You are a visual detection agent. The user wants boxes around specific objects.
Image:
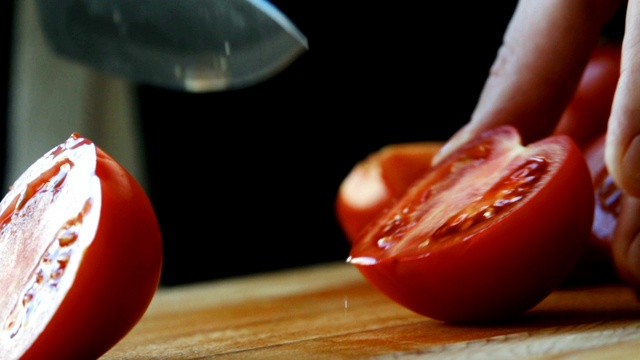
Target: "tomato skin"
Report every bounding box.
[555,42,620,254]
[552,42,621,285]
[335,142,442,243]
[554,42,620,147]
[349,126,594,323]
[565,133,621,285]
[0,135,162,359]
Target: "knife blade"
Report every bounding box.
[35,0,309,92]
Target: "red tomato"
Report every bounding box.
[0,133,163,359]
[348,126,594,323]
[335,142,442,243]
[565,133,622,285]
[552,41,621,285]
[554,42,620,147]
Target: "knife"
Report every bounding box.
[35,0,309,92]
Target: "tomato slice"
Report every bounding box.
[348,126,594,323]
[335,142,442,243]
[0,133,163,359]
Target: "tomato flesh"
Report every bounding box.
[335,142,441,243]
[0,134,162,359]
[348,126,594,323]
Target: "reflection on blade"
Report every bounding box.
[35,0,309,92]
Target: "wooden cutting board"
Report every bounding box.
[101,262,640,359]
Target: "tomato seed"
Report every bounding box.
[429,156,548,245]
[35,269,44,285]
[50,267,65,281]
[22,292,33,306]
[4,304,23,339]
[56,224,79,247]
[378,206,419,249]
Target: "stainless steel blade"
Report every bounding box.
[35,0,309,92]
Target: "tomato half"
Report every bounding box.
[0,133,163,359]
[348,126,594,323]
[335,142,442,243]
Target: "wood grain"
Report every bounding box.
[101,262,640,359]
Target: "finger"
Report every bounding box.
[612,194,640,288]
[606,0,640,198]
[434,0,622,164]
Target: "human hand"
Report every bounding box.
[433,1,640,288]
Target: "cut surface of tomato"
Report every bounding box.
[0,133,162,359]
[335,142,442,243]
[348,126,594,323]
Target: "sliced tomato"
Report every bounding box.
[348,126,594,323]
[335,142,442,243]
[0,133,163,359]
[565,133,622,285]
